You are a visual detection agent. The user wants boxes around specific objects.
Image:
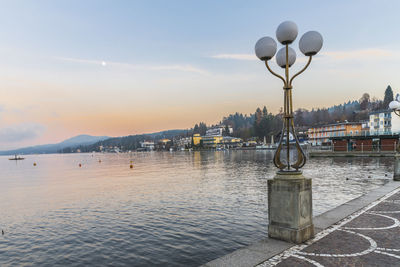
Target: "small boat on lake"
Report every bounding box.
[9,155,25,160]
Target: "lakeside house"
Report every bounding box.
[140,141,155,151]
[308,109,400,151]
[369,109,400,135]
[307,122,362,146]
[193,134,202,146]
[174,137,192,150]
[330,110,400,152]
[190,125,242,149]
[331,134,398,152]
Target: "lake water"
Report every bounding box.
[0,151,393,266]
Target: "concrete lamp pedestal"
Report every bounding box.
[394,154,400,181]
[268,171,314,244]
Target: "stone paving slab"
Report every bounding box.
[259,186,400,267]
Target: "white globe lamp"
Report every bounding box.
[299,31,323,56]
[255,37,277,61]
[276,47,296,68]
[276,21,298,45]
[389,101,400,110]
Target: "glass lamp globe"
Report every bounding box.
[276,21,298,45]
[276,47,296,68]
[389,101,400,110]
[299,31,323,56]
[255,37,277,61]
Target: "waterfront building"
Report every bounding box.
[331,135,398,152]
[156,139,172,150]
[140,141,155,151]
[369,110,400,135]
[192,134,202,146]
[307,122,362,146]
[200,135,242,149]
[174,137,192,149]
[205,125,233,136]
[221,136,242,148]
[158,139,171,144]
[202,135,223,148]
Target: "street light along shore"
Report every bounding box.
[255,21,323,243]
[255,21,323,173]
[388,95,400,181]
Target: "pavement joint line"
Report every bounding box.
[342,213,400,230]
[291,255,324,267]
[373,250,400,259]
[257,185,400,267]
[376,247,400,252]
[297,229,377,258]
[369,210,400,213]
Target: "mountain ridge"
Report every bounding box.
[0,134,109,155]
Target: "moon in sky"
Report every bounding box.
[101,61,107,66]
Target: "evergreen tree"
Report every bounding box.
[383,85,394,109]
[359,93,370,110]
[294,109,304,126]
[253,108,263,139]
[193,124,199,134]
[222,124,230,136]
[198,122,207,136]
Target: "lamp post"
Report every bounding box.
[255,21,323,243]
[388,97,400,181]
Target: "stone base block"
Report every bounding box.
[268,171,314,244]
[268,223,314,244]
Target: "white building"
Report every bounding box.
[205,125,233,136]
[140,141,155,150]
[174,137,192,149]
[369,110,400,135]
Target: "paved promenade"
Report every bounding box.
[259,186,400,267]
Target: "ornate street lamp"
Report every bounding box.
[255,21,323,173]
[388,96,400,181]
[254,21,323,244]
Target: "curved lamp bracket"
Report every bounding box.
[265,60,286,86]
[289,56,312,87]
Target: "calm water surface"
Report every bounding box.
[0,151,393,266]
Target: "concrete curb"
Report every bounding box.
[201,180,400,267]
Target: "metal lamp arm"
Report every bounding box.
[265,60,286,86]
[289,56,312,87]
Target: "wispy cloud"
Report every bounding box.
[0,123,45,142]
[210,54,256,60]
[55,57,208,75]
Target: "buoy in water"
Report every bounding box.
[79,163,82,167]
[130,164,133,169]
[33,162,37,166]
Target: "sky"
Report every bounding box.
[1,0,400,149]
